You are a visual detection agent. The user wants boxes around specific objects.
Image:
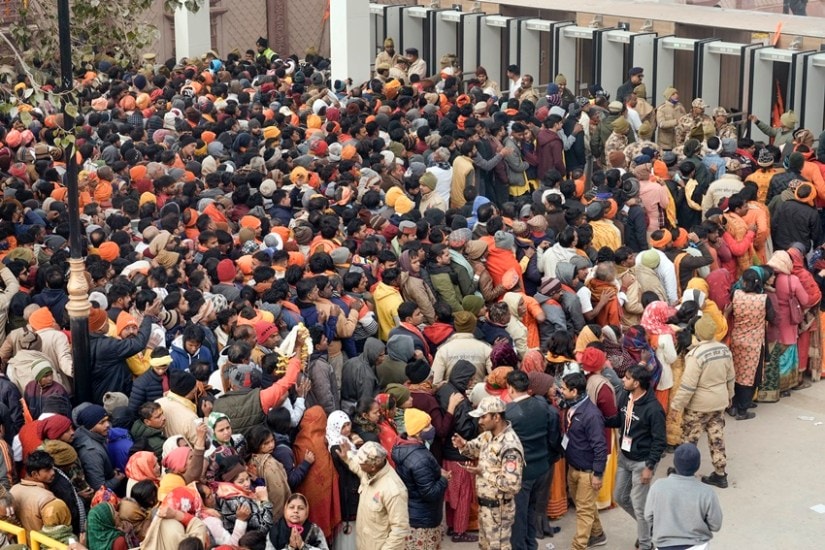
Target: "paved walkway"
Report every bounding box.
[443,379,825,550]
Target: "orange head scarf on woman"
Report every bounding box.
[788,247,822,308]
[126,451,160,484]
[293,406,341,539]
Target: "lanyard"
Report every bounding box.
[624,392,645,437]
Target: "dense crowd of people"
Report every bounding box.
[0,32,822,550]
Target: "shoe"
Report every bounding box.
[793,381,812,391]
[635,540,640,549]
[666,466,676,476]
[736,411,756,421]
[544,525,560,537]
[450,532,478,543]
[701,472,728,488]
[664,444,678,454]
[746,402,758,409]
[781,390,791,397]
[725,406,738,417]
[587,532,607,547]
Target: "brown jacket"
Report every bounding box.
[10,479,57,532]
[399,273,437,324]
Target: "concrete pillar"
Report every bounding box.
[330,0,371,86]
[174,1,212,60]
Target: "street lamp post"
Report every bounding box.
[57,0,93,405]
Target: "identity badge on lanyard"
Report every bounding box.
[622,396,635,452]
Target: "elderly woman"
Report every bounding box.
[764,251,810,399]
[640,301,678,412]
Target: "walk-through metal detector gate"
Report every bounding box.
[399,6,433,68]
[653,36,698,108]
[432,10,484,80]
[748,47,815,142]
[369,4,404,58]
[597,30,657,99]
[694,40,762,116]
[554,24,620,97]
[477,15,513,88]
[801,53,825,136]
[511,19,570,88]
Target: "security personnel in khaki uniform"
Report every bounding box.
[604,117,631,165]
[675,98,714,147]
[713,107,739,141]
[452,396,524,550]
[375,38,399,77]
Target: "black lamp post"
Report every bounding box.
[57,0,92,406]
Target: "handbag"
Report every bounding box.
[786,276,804,325]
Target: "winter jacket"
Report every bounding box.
[607,389,667,469]
[428,266,464,312]
[343,459,410,550]
[436,360,479,462]
[431,333,492,385]
[215,482,274,533]
[507,396,561,480]
[340,339,383,408]
[89,316,152,403]
[73,427,118,491]
[766,169,803,203]
[374,282,403,342]
[305,352,340,415]
[0,266,19,344]
[537,128,565,179]
[130,419,165,460]
[392,439,448,528]
[0,376,23,444]
[398,273,436,324]
[533,292,567,354]
[771,199,823,252]
[671,341,735,413]
[127,368,168,413]
[170,332,216,372]
[273,434,312,491]
[656,101,686,150]
[107,427,133,472]
[563,397,607,476]
[32,288,68,325]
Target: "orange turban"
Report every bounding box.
[98,242,120,262]
[29,308,56,331]
[88,308,108,333]
[240,215,261,230]
[650,230,673,249]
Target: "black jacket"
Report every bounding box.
[436,360,478,462]
[622,204,649,253]
[73,427,118,491]
[89,317,152,403]
[771,199,823,252]
[392,439,448,528]
[563,397,607,476]
[607,389,667,468]
[507,396,562,480]
[128,368,168,413]
[0,376,23,445]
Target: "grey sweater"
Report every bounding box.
[644,474,723,548]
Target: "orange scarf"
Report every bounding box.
[586,278,621,326]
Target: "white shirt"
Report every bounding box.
[427,165,454,206]
[509,77,523,97]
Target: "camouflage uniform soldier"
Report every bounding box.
[675,98,714,147]
[452,396,524,550]
[624,121,662,166]
[669,315,736,489]
[713,107,739,141]
[604,117,631,164]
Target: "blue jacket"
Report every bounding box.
[107,427,133,471]
[563,397,607,476]
[392,439,448,528]
[170,334,215,372]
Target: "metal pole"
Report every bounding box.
[58,0,92,406]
